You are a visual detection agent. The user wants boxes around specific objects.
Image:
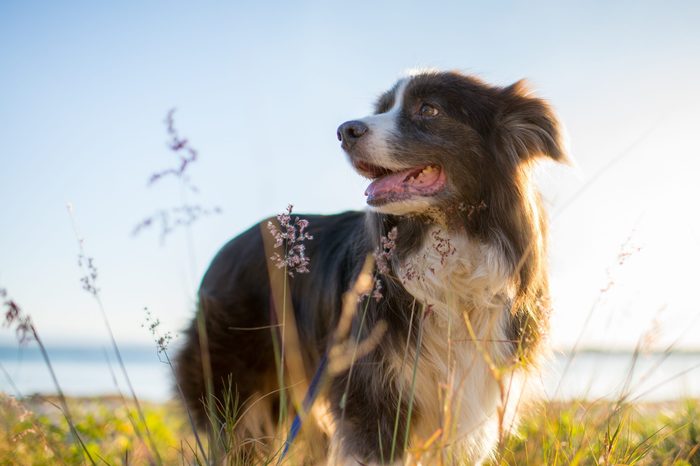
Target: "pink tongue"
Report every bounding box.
[365,166,440,198]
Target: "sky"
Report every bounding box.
[1,0,699,351]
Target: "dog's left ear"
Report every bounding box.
[497,80,569,163]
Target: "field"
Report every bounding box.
[2,71,698,466]
[1,394,698,465]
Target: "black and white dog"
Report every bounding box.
[175,70,566,464]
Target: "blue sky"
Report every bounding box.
[1,0,699,350]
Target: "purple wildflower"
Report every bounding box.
[431,229,456,266]
[399,228,455,285]
[359,226,399,302]
[267,204,314,276]
[132,204,222,243]
[142,308,173,355]
[134,110,222,243]
[374,226,398,275]
[1,289,35,345]
[400,262,419,284]
[148,108,198,186]
[458,200,487,219]
[371,279,384,302]
[78,254,99,296]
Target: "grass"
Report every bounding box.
[493,399,700,466]
[0,394,697,465]
[0,395,189,465]
[4,219,697,464]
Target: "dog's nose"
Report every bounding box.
[337,120,369,149]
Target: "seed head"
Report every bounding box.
[1,289,35,345]
[267,204,314,276]
[374,226,398,276]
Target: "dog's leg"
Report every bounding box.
[328,434,404,466]
[174,293,278,458]
[327,360,408,466]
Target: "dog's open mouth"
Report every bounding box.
[354,161,447,206]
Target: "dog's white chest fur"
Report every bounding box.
[392,227,517,463]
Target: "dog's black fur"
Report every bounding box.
[175,70,566,464]
[176,212,419,459]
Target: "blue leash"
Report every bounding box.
[277,351,329,463]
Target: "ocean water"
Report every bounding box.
[0,345,698,402]
[0,345,173,401]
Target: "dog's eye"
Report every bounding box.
[418,103,439,118]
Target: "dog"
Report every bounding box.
[174,69,566,465]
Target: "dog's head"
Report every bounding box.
[337,70,568,218]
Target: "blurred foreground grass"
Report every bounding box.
[0,393,698,465]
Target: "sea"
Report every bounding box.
[0,345,698,402]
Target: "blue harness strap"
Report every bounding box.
[277,350,329,463]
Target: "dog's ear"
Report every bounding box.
[497,80,568,163]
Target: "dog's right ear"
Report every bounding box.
[497,80,569,164]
